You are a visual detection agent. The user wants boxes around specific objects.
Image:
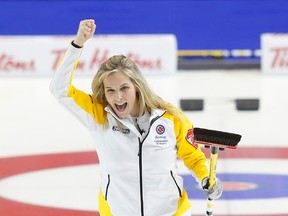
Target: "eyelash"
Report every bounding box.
[121,86,129,90]
[106,86,129,93]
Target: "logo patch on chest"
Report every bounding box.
[156,124,165,135]
[154,124,168,145]
[112,126,130,134]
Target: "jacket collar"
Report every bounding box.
[105,106,165,121]
[104,106,166,138]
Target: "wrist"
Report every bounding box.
[71,40,83,48]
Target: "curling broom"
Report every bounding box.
[193,127,241,216]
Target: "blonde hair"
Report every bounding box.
[91,55,185,123]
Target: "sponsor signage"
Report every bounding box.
[261,33,288,74]
[0,35,177,77]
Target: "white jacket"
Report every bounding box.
[50,44,208,216]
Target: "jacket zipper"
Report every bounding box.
[170,170,182,197]
[138,137,145,216]
[137,114,164,216]
[105,174,111,200]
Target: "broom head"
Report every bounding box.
[193,127,241,149]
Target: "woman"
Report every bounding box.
[50,19,222,216]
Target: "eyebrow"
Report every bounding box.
[105,83,130,89]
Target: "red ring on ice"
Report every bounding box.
[223,182,257,191]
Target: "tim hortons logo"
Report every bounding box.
[270,47,288,68]
[52,49,162,71]
[0,53,35,72]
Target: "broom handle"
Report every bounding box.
[206,146,218,216]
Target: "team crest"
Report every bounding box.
[156,125,165,135]
[186,128,198,149]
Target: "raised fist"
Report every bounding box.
[73,19,96,47]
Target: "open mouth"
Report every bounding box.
[115,102,127,112]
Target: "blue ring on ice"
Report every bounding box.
[182,173,288,199]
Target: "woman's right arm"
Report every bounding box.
[50,19,96,99]
[49,20,104,130]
